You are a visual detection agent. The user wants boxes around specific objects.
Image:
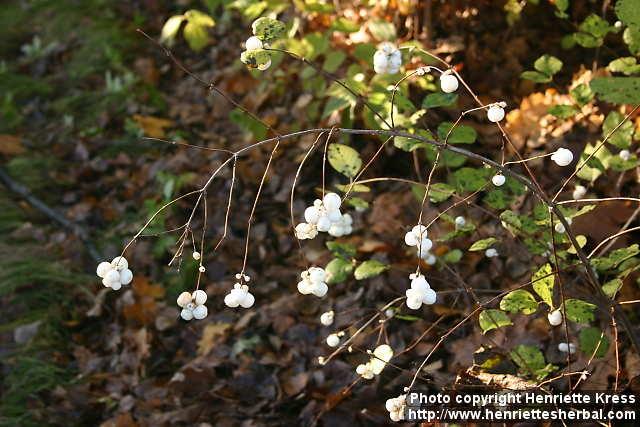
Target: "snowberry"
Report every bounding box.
[554,218,571,234]
[320,310,334,326]
[418,249,436,265]
[198,265,206,273]
[177,290,209,320]
[405,273,437,310]
[323,192,341,210]
[356,344,393,379]
[328,213,353,237]
[295,222,318,240]
[316,215,332,232]
[103,269,120,286]
[440,72,459,93]
[245,36,263,51]
[487,104,505,123]
[492,174,506,187]
[119,268,133,285]
[619,149,631,161]
[297,267,329,297]
[548,309,563,326]
[385,394,407,422]
[326,333,340,347]
[304,206,321,224]
[573,185,587,200]
[404,224,428,247]
[192,251,201,261]
[454,216,466,228]
[111,256,128,271]
[373,42,402,75]
[558,342,576,354]
[96,262,112,278]
[551,147,573,166]
[257,58,271,71]
[485,248,499,258]
[224,283,255,308]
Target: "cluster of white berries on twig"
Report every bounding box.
[404,224,434,260]
[224,273,255,308]
[406,273,437,310]
[177,289,208,320]
[373,42,402,74]
[297,266,329,297]
[96,256,133,290]
[385,394,407,422]
[295,192,352,240]
[356,344,393,379]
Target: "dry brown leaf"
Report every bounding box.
[0,134,25,156]
[197,322,231,355]
[132,114,174,138]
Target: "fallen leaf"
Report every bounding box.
[197,322,231,355]
[132,115,174,138]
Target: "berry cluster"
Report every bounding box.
[405,273,437,310]
[224,274,255,308]
[295,193,352,240]
[404,224,434,259]
[297,267,328,297]
[373,42,402,74]
[96,257,133,290]
[356,344,393,379]
[385,394,407,422]
[240,17,285,71]
[177,290,208,321]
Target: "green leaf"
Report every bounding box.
[469,237,497,252]
[510,345,555,380]
[323,51,346,73]
[579,327,609,357]
[576,143,612,182]
[500,290,538,315]
[347,197,368,210]
[615,0,640,27]
[437,122,477,144]
[570,83,594,106]
[548,105,578,119]
[327,143,362,178]
[326,241,357,260]
[354,260,388,280]
[479,309,512,333]
[521,70,551,83]
[252,17,286,43]
[429,183,456,203]
[452,167,490,192]
[611,153,639,171]
[335,183,370,193]
[368,20,397,41]
[325,258,353,284]
[532,263,554,307]
[602,278,623,299]
[603,111,634,149]
[160,15,185,43]
[183,10,215,51]
[422,92,458,108]
[592,244,640,271]
[609,57,640,75]
[229,108,268,140]
[567,235,587,255]
[623,25,640,55]
[564,299,597,324]
[591,77,640,105]
[330,17,360,33]
[240,49,272,69]
[443,249,463,263]
[534,54,563,76]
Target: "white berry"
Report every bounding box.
[573,185,587,200]
[111,256,128,271]
[548,309,563,326]
[485,248,499,258]
[320,310,334,326]
[193,289,207,305]
[180,308,194,321]
[192,304,208,320]
[487,105,505,122]
[326,333,340,347]
[551,147,573,166]
[245,36,263,51]
[492,174,506,187]
[192,251,201,260]
[558,342,576,354]
[619,149,631,161]
[177,291,192,308]
[119,269,133,285]
[440,73,459,93]
[454,216,466,228]
[198,265,206,273]
[96,262,112,278]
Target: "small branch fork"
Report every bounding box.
[126,28,640,397]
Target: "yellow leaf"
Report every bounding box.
[132,115,174,138]
[197,322,231,355]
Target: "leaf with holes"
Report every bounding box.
[327,143,362,178]
[479,309,512,333]
[252,17,286,43]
